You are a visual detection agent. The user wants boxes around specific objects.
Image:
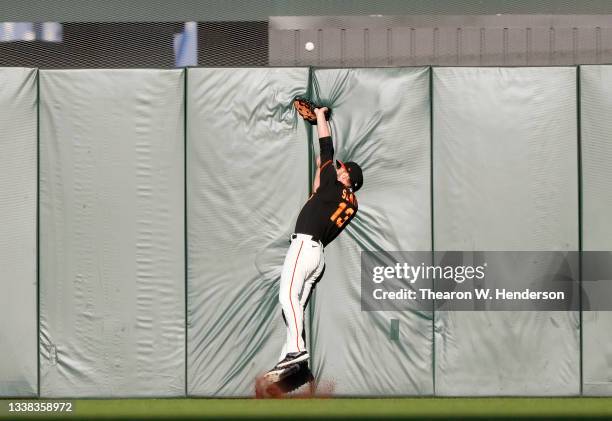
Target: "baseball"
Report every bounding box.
[305,42,315,51]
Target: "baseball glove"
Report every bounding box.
[293,97,331,125]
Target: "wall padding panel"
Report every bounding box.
[39,69,185,397]
[0,67,38,397]
[581,65,612,396]
[309,68,433,396]
[187,68,310,396]
[433,67,579,395]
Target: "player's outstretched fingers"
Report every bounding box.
[315,106,331,121]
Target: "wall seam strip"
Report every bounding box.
[36,67,41,398]
[429,66,436,397]
[184,67,189,397]
[576,65,583,397]
[306,66,316,376]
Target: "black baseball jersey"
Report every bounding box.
[294,136,358,246]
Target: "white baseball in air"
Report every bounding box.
[305,42,315,51]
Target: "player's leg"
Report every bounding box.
[277,310,289,362]
[299,244,324,310]
[293,246,324,355]
[277,238,321,366]
[278,239,309,356]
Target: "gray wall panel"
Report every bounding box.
[310,68,433,396]
[0,67,38,397]
[187,68,310,396]
[271,16,612,67]
[581,65,612,396]
[10,1,612,22]
[39,69,185,397]
[433,67,579,395]
[507,28,528,65]
[297,29,321,66]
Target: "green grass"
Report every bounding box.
[3,398,612,420]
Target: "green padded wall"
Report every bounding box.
[0,67,38,397]
[309,68,433,395]
[6,64,610,398]
[39,69,185,397]
[186,68,310,396]
[581,65,612,396]
[433,67,579,395]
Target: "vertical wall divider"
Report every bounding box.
[36,68,41,399]
[306,66,317,375]
[429,65,436,396]
[576,65,583,396]
[184,67,189,397]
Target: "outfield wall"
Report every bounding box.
[0,66,611,397]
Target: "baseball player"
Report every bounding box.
[268,105,363,376]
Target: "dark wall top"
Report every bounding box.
[4,0,612,22]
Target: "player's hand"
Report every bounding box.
[314,107,329,116]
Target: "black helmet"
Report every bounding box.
[336,160,364,192]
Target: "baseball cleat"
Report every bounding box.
[263,367,285,383]
[256,361,314,398]
[262,362,301,384]
[275,351,309,368]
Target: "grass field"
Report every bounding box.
[3,398,612,420]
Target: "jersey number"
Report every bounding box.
[330,202,354,228]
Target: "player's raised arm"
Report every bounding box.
[312,156,321,193]
[315,107,330,138]
[314,107,335,187]
[293,99,335,190]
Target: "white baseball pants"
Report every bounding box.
[278,234,324,359]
